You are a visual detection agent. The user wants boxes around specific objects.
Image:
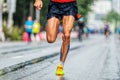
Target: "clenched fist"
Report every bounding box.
[34,0,43,10]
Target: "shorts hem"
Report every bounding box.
[47,14,77,20]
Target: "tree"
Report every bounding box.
[7,0,17,28]
[0,0,2,30]
[77,0,95,19]
[106,10,120,32]
[0,0,5,41]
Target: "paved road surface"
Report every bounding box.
[0,35,120,80]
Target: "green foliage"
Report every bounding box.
[40,0,49,26]
[3,26,24,41]
[77,0,94,17]
[106,10,120,22]
[14,0,35,26]
[3,26,11,39]
[11,27,24,41]
[105,10,120,32]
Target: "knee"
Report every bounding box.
[47,36,56,43]
[64,33,70,40]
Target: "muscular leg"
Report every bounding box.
[60,15,75,63]
[46,17,60,43]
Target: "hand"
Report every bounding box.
[34,0,43,10]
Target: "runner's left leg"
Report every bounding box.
[56,15,75,77]
[60,15,75,64]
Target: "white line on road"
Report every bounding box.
[12,56,23,59]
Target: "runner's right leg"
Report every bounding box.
[46,17,60,43]
[46,17,64,76]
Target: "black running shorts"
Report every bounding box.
[47,1,78,20]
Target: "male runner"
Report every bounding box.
[77,17,85,41]
[34,0,78,76]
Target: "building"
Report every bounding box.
[112,0,120,14]
[87,0,112,30]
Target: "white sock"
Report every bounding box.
[60,61,64,67]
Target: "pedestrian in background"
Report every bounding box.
[83,26,90,38]
[32,20,41,42]
[117,25,120,40]
[77,17,85,41]
[24,16,34,42]
[104,22,110,39]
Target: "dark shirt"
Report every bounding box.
[78,22,84,29]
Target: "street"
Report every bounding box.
[0,34,120,80]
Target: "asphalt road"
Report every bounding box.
[0,35,120,80]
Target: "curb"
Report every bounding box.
[0,45,80,76]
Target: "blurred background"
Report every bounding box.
[0,0,119,41]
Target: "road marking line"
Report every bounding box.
[12,56,23,59]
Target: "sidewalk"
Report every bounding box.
[0,41,81,76]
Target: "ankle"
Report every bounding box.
[60,61,64,67]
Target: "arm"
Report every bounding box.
[34,0,43,10]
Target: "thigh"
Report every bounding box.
[62,15,75,34]
[46,17,60,37]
